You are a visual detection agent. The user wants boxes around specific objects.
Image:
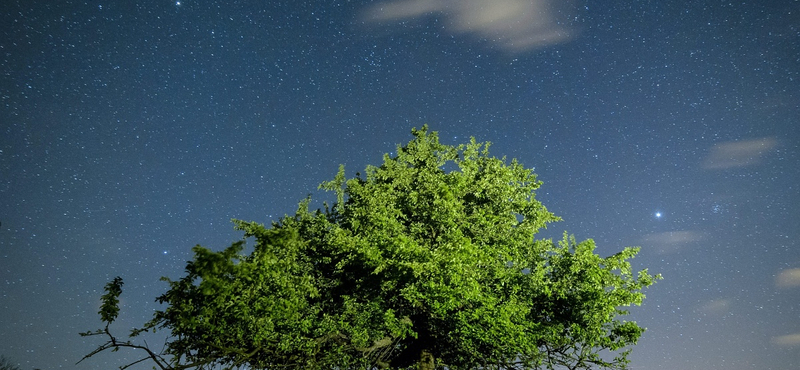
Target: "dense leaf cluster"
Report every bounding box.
[82,126,658,370]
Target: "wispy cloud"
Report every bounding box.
[641,231,703,254]
[776,268,800,288]
[702,137,777,169]
[697,299,730,316]
[361,0,579,52]
[772,333,800,346]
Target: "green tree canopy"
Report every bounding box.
[81,126,659,370]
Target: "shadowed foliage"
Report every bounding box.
[0,356,22,370]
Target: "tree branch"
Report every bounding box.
[78,323,220,370]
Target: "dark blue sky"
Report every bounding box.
[1,1,798,369]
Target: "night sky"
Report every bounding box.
[1,1,799,369]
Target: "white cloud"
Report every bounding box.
[361,0,579,52]
[698,299,730,316]
[776,268,800,288]
[702,137,777,169]
[772,333,800,346]
[640,231,702,254]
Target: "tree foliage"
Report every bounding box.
[81,126,659,370]
[0,355,22,370]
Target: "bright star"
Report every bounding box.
[175,1,181,6]
[655,212,662,218]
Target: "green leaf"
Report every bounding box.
[99,276,123,324]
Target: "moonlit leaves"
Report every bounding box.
[98,276,124,324]
[87,126,659,370]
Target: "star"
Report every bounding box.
[655,212,662,218]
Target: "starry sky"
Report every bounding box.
[1,1,799,369]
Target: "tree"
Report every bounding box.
[81,126,659,370]
[0,356,22,370]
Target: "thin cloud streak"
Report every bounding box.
[697,299,730,316]
[641,231,703,255]
[702,137,777,169]
[776,268,800,288]
[772,333,800,346]
[361,0,579,52]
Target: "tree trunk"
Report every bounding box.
[419,348,434,370]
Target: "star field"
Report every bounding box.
[1,1,798,369]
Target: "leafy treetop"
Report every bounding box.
[81,125,659,370]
